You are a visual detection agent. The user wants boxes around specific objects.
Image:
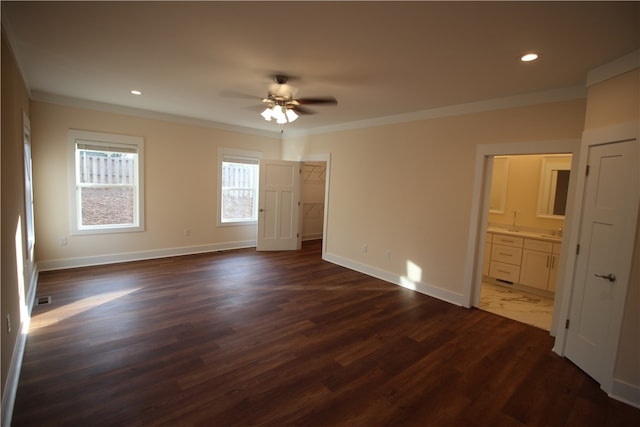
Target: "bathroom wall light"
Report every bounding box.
[520,53,539,62]
[130,90,143,95]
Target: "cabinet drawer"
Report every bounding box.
[524,238,553,252]
[485,232,493,243]
[492,234,524,248]
[553,242,562,255]
[491,244,522,265]
[490,261,521,283]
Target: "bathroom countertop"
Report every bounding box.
[487,227,562,243]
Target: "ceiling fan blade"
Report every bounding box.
[296,96,338,106]
[219,90,260,100]
[292,105,317,115]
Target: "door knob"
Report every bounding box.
[594,273,616,282]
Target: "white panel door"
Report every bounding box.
[565,139,639,385]
[257,160,301,251]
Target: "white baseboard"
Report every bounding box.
[2,266,38,427]
[302,233,323,241]
[37,240,257,271]
[610,378,640,409]
[323,252,465,306]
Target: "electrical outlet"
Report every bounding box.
[362,244,368,253]
[58,236,67,246]
[184,228,191,237]
[385,249,391,259]
[6,315,11,334]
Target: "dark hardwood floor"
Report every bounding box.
[12,240,639,426]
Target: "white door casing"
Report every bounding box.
[257,160,302,251]
[565,137,639,387]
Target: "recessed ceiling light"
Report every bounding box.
[520,53,539,62]
[130,90,143,95]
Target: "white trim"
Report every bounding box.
[0,20,32,96]
[611,379,640,409]
[555,121,640,355]
[462,139,581,333]
[1,266,38,427]
[287,86,587,137]
[32,85,587,140]
[217,147,263,227]
[37,240,256,271]
[32,91,280,138]
[68,129,145,235]
[554,120,640,397]
[323,252,465,307]
[587,49,640,87]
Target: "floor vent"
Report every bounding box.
[35,296,52,306]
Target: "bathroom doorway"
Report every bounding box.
[479,154,570,330]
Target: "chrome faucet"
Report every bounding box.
[509,210,520,231]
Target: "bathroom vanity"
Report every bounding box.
[484,228,562,294]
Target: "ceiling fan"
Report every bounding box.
[258,74,338,124]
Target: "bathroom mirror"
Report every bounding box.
[537,155,572,218]
[489,156,509,214]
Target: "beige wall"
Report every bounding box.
[31,102,281,266]
[488,154,567,231]
[285,100,586,296]
[1,30,33,400]
[584,68,639,387]
[584,69,640,129]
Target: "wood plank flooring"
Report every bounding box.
[12,241,639,426]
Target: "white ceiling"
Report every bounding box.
[3,1,639,135]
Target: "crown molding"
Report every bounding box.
[31,84,588,141]
[284,85,587,138]
[587,49,640,87]
[30,91,282,139]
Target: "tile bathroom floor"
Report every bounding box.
[479,282,554,331]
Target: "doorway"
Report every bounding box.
[299,153,331,258]
[463,139,579,337]
[301,161,327,243]
[479,154,570,331]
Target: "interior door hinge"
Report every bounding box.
[565,319,570,329]
[585,165,590,176]
[576,244,580,255]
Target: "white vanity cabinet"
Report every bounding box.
[547,243,562,292]
[519,239,561,292]
[483,233,492,276]
[485,230,561,293]
[489,234,524,283]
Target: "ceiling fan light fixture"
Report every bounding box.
[271,105,285,120]
[261,107,273,121]
[285,108,298,122]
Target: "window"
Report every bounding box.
[23,112,35,258]
[218,148,261,225]
[69,130,144,234]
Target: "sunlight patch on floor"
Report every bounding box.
[29,288,139,330]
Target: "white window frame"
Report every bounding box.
[217,147,262,226]
[68,129,145,235]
